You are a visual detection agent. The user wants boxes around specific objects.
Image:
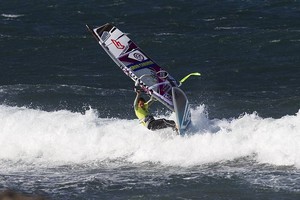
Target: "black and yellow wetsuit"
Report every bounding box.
[134,93,177,131]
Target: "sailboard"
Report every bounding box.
[86,23,193,135]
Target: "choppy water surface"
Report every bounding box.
[1,0,300,199]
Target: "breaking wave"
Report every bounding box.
[0,105,299,168]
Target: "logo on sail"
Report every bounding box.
[111,39,125,49]
[133,53,145,61]
[128,50,147,61]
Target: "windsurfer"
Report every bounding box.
[134,90,177,132]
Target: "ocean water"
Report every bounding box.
[1,0,300,199]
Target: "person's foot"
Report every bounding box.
[172,125,179,134]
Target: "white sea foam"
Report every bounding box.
[0,105,299,168]
[1,14,24,18]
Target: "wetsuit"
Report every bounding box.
[134,93,177,131]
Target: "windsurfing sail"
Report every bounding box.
[86,23,192,134]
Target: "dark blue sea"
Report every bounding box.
[1,0,300,199]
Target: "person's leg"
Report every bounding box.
[148,119,177,131]
[162,119,176,128]
[148,119,167,130]
[162,119,178,132]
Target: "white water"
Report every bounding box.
[1,14,24,18]
[0,105,299,168]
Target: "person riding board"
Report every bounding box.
[134,89,177,132]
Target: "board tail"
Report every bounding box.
[172,87,191,135]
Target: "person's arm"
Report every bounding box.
[134,91,141,110]
[146,96,156,107]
